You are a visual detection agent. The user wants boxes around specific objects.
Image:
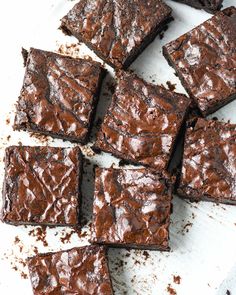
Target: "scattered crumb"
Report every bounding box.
[6,135,11,141]
[60,229,76,244]
[14,236,20,244]
[167,284,177,295]
[28,226,48,247]
[166,81,176,91]
[21,272,28,279]
[57,43,81,59]
[6,118,10,125]
[173,275,181,285]
[143,250,150,260]
[226,290,231,295]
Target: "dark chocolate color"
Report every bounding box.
[94,71,190,170]
[28,245,113,295]
[171,0,223,13]
[14,48,106,143]
[91,168,173,250]
[163,7,236,116]
[178,118,236,204]
[60,0,172,69]
[1,146,82,226]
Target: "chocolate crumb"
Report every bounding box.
[143,250,150,260]
[173,275,181,285]
[28,226,48,247]
[226,290,231,295]
[6,118,10,125]
[167,284,177,295]
[21,272,28,279]
[166,81,176,91]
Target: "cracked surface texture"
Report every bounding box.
[95,71,190,170]
[171,0,223,13]
[91,168,173,250]
[1,146,82,226]
[14,48,105,143]
[178,118,236,204]
[28,246,113,295]
[60,0,172,69]
[163,7,236,116]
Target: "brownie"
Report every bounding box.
[163,7,236,116]
[94,71,190,170]
[1,146,82,226]
[91,168,174,250]
[60,0,172,69]
[171,0,223,13]
[14,48,106,143]
[28,245,113,295]
[178,118,236,204]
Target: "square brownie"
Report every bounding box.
[94,71,190,170]
[91,168,174,250]
[14,48,106,143]
[171,0,223,13]
[28,245,113,295]
[60,0,172,69]
[178,118,236,204]
[1,146,82,226]
[163,7,236,116]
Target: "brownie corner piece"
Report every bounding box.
[178,118,236,205]
[91,167,173,250]
[14,47,106,144]
[163,7,236,116]
[1,145,82,226]
[60,0,172,69]
[28,245,113,295]
[94,71,190,170]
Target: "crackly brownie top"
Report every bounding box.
[61,0,172,68]
[91,168,173,249]
[28,246,113,295]
[14,48,104,142]
[163,7,236,116]
[95,72,190,169]
[1,146,81,225]
[178,118,236,201]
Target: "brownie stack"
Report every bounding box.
[1,0,236,294]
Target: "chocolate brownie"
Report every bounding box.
[1,146,82,226]
[163,7,236,116]
[14,48,106,143]
[28,245,113,295]
[94,71,190,170]
[91,168,174,250]
[60,0,172,69]
[171,0,223,13]
[178,118,236,204]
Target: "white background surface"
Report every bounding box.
[0,0,236,294]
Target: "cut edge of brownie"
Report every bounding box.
[93,71,191,170]
[14,48,107,145]
[1,145,83,227]
[60,5,173,69]
[177,118,236,205]
[172,0,223,14]
[163,7,236,116]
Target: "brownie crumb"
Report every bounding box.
[166,81,176,91]
[143,250,150,260]
[6,135,11,141]
[21,272,28,279]
[167,284,177,295]
[226,290,231,295]
[173,275,181,284]
[29,226,48,247]
[6,118,10,125]
[60,230,76,244]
